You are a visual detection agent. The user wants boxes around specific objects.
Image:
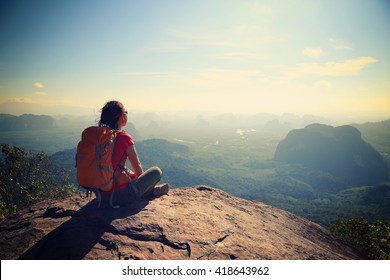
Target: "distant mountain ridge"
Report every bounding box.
[352,119,390,160]
[274,124,388,187]
[0,114,56,131]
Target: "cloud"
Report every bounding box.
[334,45,353,51]
[302,48,324,58]
[35,91,48,96]
[282,56,378,78]
[34,82,45,89]
[329,38,353,51]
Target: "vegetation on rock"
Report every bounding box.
[0,144,77,218]
[330,217,390,260]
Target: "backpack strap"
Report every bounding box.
[108,182,120,209]
[79,186,103,208]
[108,130,120,208]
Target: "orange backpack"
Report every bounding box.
[76,126,116,192]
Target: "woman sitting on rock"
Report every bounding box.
[99,100,169,204]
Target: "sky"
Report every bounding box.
[0,0,389,120]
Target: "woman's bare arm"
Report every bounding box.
[126,145,143,177]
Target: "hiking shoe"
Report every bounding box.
[153,183,169,197]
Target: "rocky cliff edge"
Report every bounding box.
[0,186,362,260]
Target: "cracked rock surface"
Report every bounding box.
[0,186,362,259]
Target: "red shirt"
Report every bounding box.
[112,130,134,170]
[111,130,136,192]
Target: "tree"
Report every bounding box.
[330,217,390,260]
[368,220,390,260]
[0,144,77,218]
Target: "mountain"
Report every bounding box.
[0,114,56,131]
[0,186,362,260]
[352,119,390,161]
[274,124,389,188]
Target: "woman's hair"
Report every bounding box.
[98,100,124,130]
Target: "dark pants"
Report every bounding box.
[104,166,162,205]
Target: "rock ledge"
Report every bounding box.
[0,186,362,260]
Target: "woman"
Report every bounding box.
[99,100,169,205]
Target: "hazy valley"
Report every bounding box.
[0,112,389,227]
